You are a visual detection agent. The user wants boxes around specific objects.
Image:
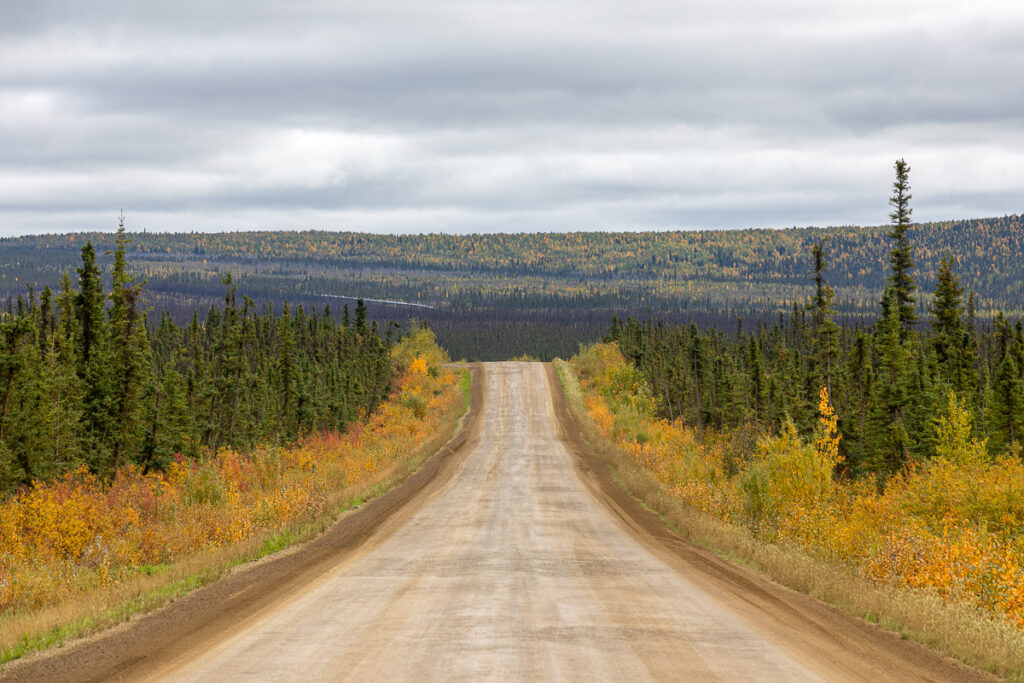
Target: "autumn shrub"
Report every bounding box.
[571,342,1024,629]
[0,328,461,617]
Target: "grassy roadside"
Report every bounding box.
[554,357,1024,681]
[0,365,471,668]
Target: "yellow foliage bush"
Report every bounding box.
[572,343,1024,629]
[0,329,460,616]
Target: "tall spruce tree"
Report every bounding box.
[886,159,917,339]
[75,240,114,470]
[861,158,922,473]
[106,217,151,468]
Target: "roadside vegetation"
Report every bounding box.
[0,224,395,495]
[561,346,1024,676]
[0,234,466,663]
[559,161,1024,678]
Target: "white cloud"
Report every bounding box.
[1,0,1023,235]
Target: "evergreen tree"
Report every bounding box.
[748,337,767,424]
[843,330,873,473]
[106,218,152,468]
[277,303,299,438]
[74,240,114,469]
[886,159,917,339]
[990,352,1023,453]
[40,318,83,474]
[74,241,106,373]
[868,288,913,474]
[689,324,705,435]
[929,255,976,397]
[0,315,34,484]
[810,239,839,399]
[355,298,367,333]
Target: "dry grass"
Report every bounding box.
[554,357,1024,681]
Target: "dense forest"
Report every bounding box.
[609,161,1022,477]
[1,214,1022,360]
[0,228,392,495]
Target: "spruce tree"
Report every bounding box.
[0,315,34,483]
[868,288,913,474]
[41,314,83,473]
[74,241,106,372]
[990,352,1023,453]
[749,337,767,424]
[75,240,115,472]
[843,330,873,473]
[107,218,151,468]
[811,239,839,398]
[355,298,367,333]
[887,159,917,339]
[689,324,705,435]
[929,255,976,397]
[277,303,298,438]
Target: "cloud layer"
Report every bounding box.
[2,0,1022,234]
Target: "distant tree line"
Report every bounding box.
[0,227,392,495]
[610,160,1024,476]
[2,210,1024,361]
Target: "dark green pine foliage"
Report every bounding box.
[610,160,1024,479]
[866,288,913,473]
[810,239,840,400]
[106,221,149,470]
[842,330,873,474]
[0,313,35,484]
[886,159,917,339]
[688,324,706,435]
[869,158,924,471]
[0,239,396,496]
[989,319,1024,454]
[748,337,768,425]
[928,256,977,400]
[610,295,1024,480]
[74,240,113,471]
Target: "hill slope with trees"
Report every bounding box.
[1,214,1021,360]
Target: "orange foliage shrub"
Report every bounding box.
[0,329,460,615]
[572,343,1024,628]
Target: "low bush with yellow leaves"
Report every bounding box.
[571,342,1024,628]
[0,329,460,616]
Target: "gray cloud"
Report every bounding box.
[1,0,1023,235]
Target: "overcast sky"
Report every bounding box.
[1,0,1022,235]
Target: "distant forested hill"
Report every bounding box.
[1,215,1020,359]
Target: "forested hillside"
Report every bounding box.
[1,214,1021,360]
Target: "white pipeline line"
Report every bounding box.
[313,293,436,309]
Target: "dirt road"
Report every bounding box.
[5,362,990,681]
